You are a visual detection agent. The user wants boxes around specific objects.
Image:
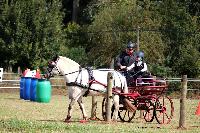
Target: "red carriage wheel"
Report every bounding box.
[102,97,136,122]
[143,100,155,122]
[118,105,136,122]
[118,97,136,122]
[102,97,115,120]
[155,95,174,124]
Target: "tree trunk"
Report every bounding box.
[72,0,79,22]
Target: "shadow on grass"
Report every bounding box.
[4,97,20,100]
[38,119,82,123]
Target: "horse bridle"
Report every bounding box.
[46,58,60,78]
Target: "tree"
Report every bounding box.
[159,0,200,77]
[86,0,165,67]
[0,0,66,71]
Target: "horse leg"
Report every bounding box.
[113,95,120,121]
[64,98,75,122]
[77,96,87,120]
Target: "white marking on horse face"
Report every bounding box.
[51,67,60,75]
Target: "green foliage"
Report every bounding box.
[0,0,66,71]
[64,22,87,48]
[149,64,173,77]
[0,0,200,78]
[63,22,89,66]
[66,46,88,66]
[86,0,165,68]
[159,0,200,77]
[171,45,200,77]
[84,0,200,77]
[85,0,136,66]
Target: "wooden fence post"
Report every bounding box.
[179,75,187,129]
[106,72,113,122]
[90,96,97,119]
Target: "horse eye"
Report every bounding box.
[48,61,52,64]
[48,62,55,68]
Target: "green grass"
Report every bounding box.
[0,92,200,132]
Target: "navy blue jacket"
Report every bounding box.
[115,51,136,69]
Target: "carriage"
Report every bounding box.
[46,55,174,124]
[102,76,174,124]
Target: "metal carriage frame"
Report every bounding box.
[102,77,174,124]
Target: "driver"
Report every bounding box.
[115,41,137,86]
[115,41,137,70]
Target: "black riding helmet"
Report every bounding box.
[135,51,144,62]
[127,41,136,49]
[136,51,144,58]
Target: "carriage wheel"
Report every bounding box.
[102,97,136,122]
[143,100,155,122]
[118,105,136,122]
[155,95,174,124]
[102,97,114,120]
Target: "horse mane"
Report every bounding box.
[59,56,80,67]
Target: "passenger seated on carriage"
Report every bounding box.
[126,51,152,86]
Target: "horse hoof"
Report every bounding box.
[64,116,71,123]
[64,119,71,123]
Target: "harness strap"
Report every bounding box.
[66,82,88,89]
[83,67,95,97]
[74,66,82,82]
[82,80,93,97]
[66,81,105,93]
[63,66,82,77]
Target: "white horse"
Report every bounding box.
[45,55,128,122]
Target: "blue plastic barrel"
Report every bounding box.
[23,77,32,100]
[30,78,38,101]
[19,77,25,99]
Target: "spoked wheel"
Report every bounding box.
[118,104,136,122]
[102,97,136,122]
[102,97,114,120]
[143,100,155,122]
[155,95,174,124]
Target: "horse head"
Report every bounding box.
[45,55,61,79]
[45,55,81,79]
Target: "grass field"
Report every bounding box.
[0,90,200,133]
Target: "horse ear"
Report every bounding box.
[52,54,59,61]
